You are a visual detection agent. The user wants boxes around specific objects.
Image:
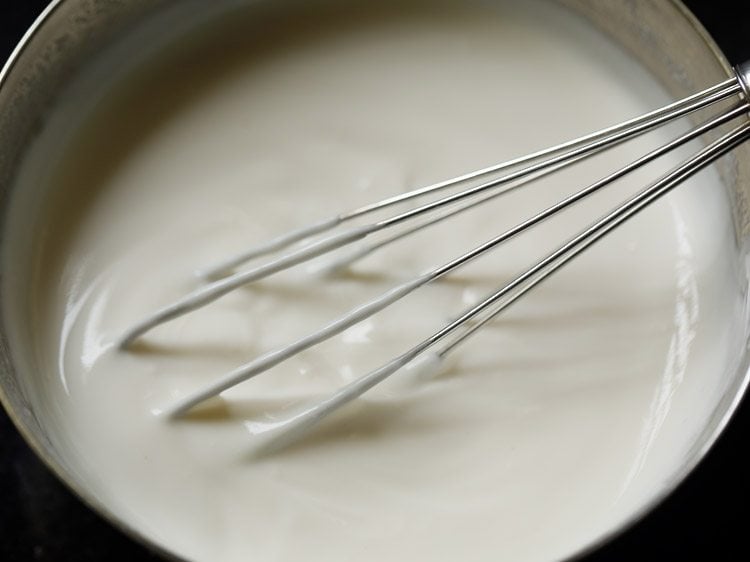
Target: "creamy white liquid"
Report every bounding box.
[2,0,744,561]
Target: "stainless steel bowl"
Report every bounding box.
[1,1,748,559]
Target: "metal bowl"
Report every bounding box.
[1,1,748,559]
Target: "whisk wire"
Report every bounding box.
[437,121,750,357]
[253,120,750,452]
[118,64,750,450]
[202,77,740,279]
[164,99,749,419]
[120,79,743,347]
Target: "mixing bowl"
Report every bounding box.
[1,0,749,559]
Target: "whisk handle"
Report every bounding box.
[737,60,750,98]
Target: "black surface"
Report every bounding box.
[1,1,749,560]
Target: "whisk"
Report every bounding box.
[119,61,750,452]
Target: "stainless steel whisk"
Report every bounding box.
[119,62,750,452]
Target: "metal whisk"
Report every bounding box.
[119,61,750,452]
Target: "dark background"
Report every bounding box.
[1,1,749,560]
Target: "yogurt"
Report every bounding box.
[1,0,743,560]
